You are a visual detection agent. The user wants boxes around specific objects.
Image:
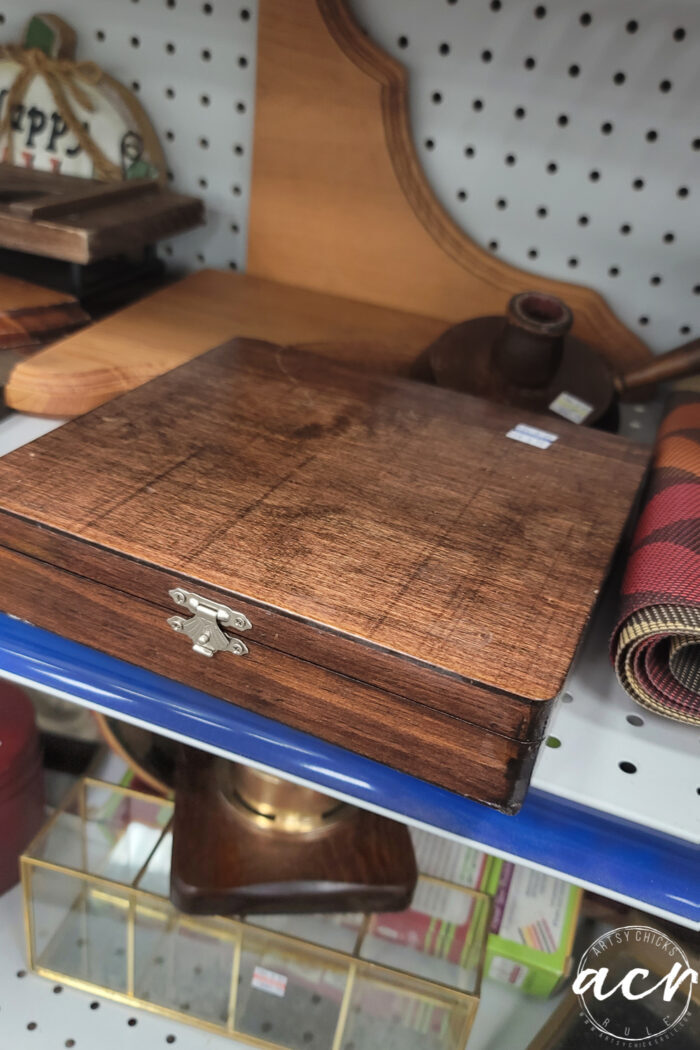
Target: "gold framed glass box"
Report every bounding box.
[21,778,490,1050]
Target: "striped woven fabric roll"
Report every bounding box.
[612,391,700,725]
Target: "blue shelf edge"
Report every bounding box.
[1,612,697,929]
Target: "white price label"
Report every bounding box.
[506,423,559,449]
[251,966,288,997]
[549,391,594,424]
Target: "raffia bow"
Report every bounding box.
[0,44,122,180]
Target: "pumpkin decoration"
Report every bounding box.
[0,12,166,183]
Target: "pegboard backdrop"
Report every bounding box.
[0,0,697,352]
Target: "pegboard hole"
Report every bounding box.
[568,63,580,77]
[589,169,601,182]
[505,153,516,165]
[16,969,27,978]
[234,143,244,155]
[165,42,176,54]
[578,215,589,226]
[165,87,175,99]
[432,91,443,104]
[238,56,249,68]
[202,2,213,11]
[53,985,63,994]
[557,114,569,127]
[580,12,592,26]
[202,49,212,61]
[619,761,637,774]
[230,222,240,233]
[650,275,662,286]
[514,106,526,119]
[673,27,686,41]
[546,162,558,174]
[27,1022,37,1031]
[241,7,250,19]
[397,35,409,49]
[561,692,573,703]
[646,129,658,142]
[625,20,639,34]
[527,248,539,259]
[609,266,619,277]
[439,42,450,55]
[488,239,499,251]
[229,260,238,270]
[659,79,673,93]
[680,325,692,335]
[199,137,209,149]
[166,1038,176,1045]
[464,145,476,157]
[198,178,208,189]
[65,1042,75,1048]
[663,232,676,243]
[601,122,613,135]
[496,197,507,209]
[456,189,467,201]
[613,71,626,85]
[567,256,579,268]
[424,138,435,150]
[481,49,493,62]
[620,223,632,235]
[525,56,537,70]
[536,206,548,218]
[534,6,547,19]
[165,130,175,142]
[693,139,700,151]
[130,35,140,48]
[473,98,484,111]
[638,316,650,326]
[200,94,210,106]
[632,178,645,190]
[490,0,502,9]
[95,30,105,42]
[627,715,644,727]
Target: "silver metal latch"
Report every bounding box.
[167,588,252,658]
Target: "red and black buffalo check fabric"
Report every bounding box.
[612,391,700,725]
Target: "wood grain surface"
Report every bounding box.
[4,269,448,417]
[171,747,417,915]
[0,339,649,704]
[0,165,203,264]
[247,0,650,373]
[0,545,536,808]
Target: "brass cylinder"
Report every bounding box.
[221,763,353,835]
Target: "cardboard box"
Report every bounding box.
[484,860,583,997]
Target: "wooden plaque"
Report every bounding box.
[0,340,649,810]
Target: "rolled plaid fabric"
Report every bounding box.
[612,391,700,725]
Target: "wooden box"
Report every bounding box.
[0,340,649,810]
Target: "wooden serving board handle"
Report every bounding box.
[4,269,448,417]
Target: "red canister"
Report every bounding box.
[0,682,44,894]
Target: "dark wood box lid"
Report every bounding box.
[0,339,649,731]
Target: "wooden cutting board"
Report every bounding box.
[0,338,650,810]
[4,269,449,416]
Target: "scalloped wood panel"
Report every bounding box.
[248,0,651,372]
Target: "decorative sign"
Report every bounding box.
[0,13,166,182]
